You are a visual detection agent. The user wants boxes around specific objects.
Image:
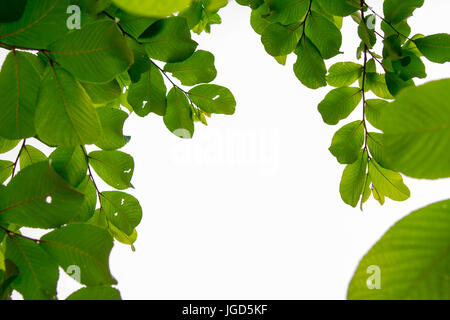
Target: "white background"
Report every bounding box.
[1,1,449,300]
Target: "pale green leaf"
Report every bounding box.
[188,84,236,115]
[348,199,450,299]
[380,79,450,179]
[318,87,362,125]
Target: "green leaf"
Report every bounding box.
[0,0,26,23]
[365,73,394,99]
[95,107,129,151]
[40,224,116,286]
[66,286,121,300]
[315,0,359,17]
[367,133,391,170]
[250,3,271,35]
[188,84,236,115]
[318,87,362,125]
[19,145,47,169]
[293,37,327,89]
[72,176,97,223]
[381,20,411,44]
[379,79,450,179]
[139,17,198,63]
[0,137,19,154]
[261,22,303,57]
[415,34,450,64]
[360,174,371,210]
[305,11,342,59]
[164,87,195,139]
[0,162,85,228]
[0,0,69,48]
[126,37,152,83]
[369,159,410,202]
[339,150,368,208]
[88,150,134,190]
[35,67,102,147]
[327,62,362,87]
[72,0,112,14]
[383,0,424,24]
[164,50,217,86]
[82,81,121,105]
[49,146,87,187]
[329,121,364,164]
[112,0,192,18]
[358,16,376,49]
[348,199,450,299]
[100,191,142,236]
[392,52,426,81]
[49,20,134,83]
[128,63,167,117]
[0,161,13,184]
[5,235,58,300]
[0,259,19,300]
[0,52,42,139]
[365,99,389,130]
[265,0,310,25]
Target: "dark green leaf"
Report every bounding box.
[380,79,450,179]
[0,0,26,23]
[5,235,58,300]
[49,146,87,187]
[188,84,236,115]
[66,286,121,300]
[415,34,450,64]
[0,52,42,139]
[139,17,198,63]
[95,107,129,150]
[0,0,69,48]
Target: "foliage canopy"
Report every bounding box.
[0,0,449,300]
